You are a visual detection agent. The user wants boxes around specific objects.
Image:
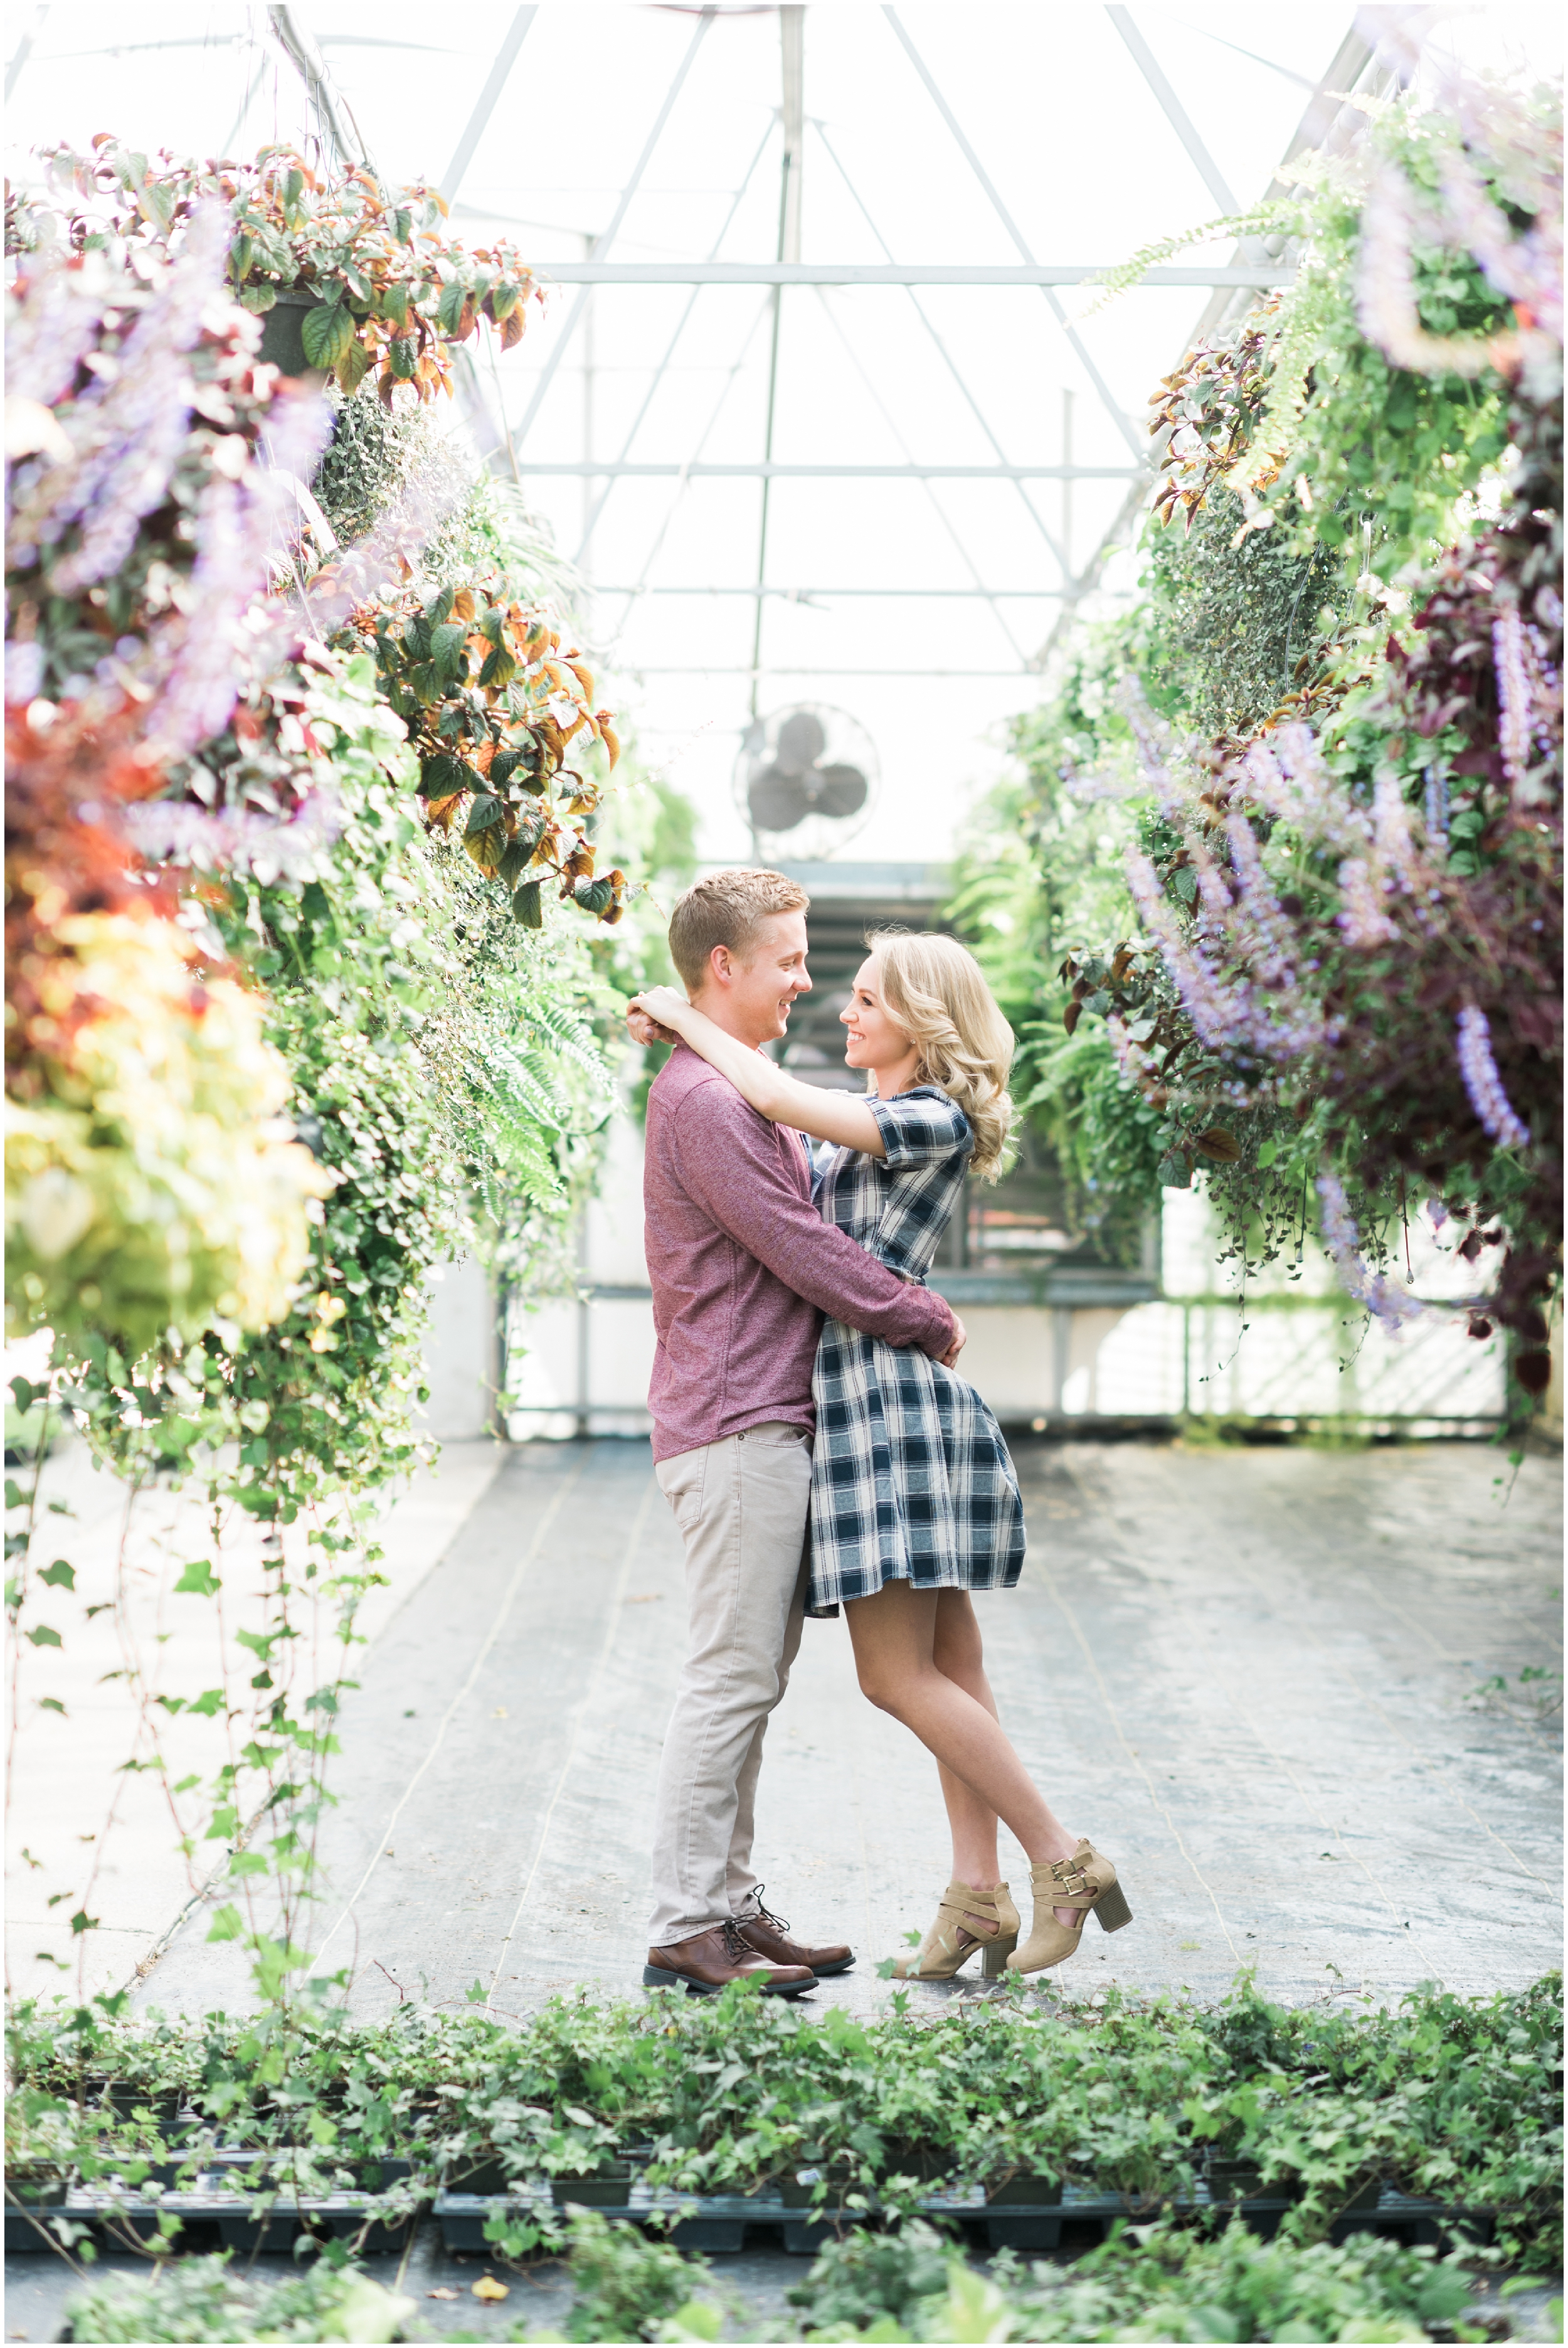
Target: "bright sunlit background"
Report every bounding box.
[6,3,1562,863]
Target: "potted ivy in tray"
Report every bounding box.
[88,2080,188,2136]
[549,2149,654,2208]
[982,2167,1064,2208]
[1205,2153,1303,2206]
[780,2165,861,2211]
[4,2167,72,2251]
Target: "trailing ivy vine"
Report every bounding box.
[4,141,641,2017]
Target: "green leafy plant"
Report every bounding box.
[956,70,1560,1381]
[8,1972,1559,2274]
[6,142,636,2026]
[359,580,625,928]
[550,2206,736,2344]
[785,2219,955,2337]
[1003,2219,1486,2345]
[27,139,541,404]
[62,2255,416,2344]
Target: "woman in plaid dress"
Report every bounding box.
[632,932,1131,1979]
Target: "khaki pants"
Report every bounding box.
[649,1422,811,1947]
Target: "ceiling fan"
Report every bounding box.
[735,703,878,863]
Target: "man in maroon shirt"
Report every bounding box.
[633,870,960,1997]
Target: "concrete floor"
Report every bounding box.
[4,1437,504,2005]
[134,1436,1562,2019]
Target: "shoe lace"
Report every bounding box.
[719,1918,753,1963]
[751,1885,791,1933]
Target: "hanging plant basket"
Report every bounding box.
[257,291,322,380]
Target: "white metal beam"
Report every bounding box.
[529,260,1288,287]
[439,7,537,206]
[4,5,47,99]
[573,118,775,564]
[1104,6,1240,215]
[511,9,716,449]
[812,119,1072,593]
[751,3,808,715]
[809,287,1037,662]
[880,9,1145,457]
[594,585,1071,600]
[522,462,1141,480]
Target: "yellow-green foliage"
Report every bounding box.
[5,914,331,1354]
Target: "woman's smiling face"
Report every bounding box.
[840,957,915,1078]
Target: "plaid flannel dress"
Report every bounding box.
[805,1085,1025,1617]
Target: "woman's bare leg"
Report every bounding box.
[848,1579,1081,1926]
[930,1591,1002,1895]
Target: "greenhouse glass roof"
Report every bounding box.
[6,3,1560,861]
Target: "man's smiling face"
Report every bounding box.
[696,910,812,1048]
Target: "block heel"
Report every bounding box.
[982,1931,1019,1979]
[891,1880,1020,1980]
[1007,1840,1132,1975]
[1094,1878,1133,1932]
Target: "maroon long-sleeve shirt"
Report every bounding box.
[644,1043,956,1461]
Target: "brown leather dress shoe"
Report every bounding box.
[737,1894,853,1977]
[642,1919,815,1998]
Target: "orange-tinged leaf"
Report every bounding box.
[568,661,595,704]
[471,2276,509,2303]
[464,826,506,877]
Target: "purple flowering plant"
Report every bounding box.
[6,218,328,766]
[995,67,1561,1390]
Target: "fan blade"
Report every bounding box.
[812,762,868,818]
[775,708,827,773]
[749,763,812,832]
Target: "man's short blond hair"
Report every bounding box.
[667,868,810,991]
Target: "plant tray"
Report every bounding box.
[426,2178,1489,2261]
[36,2155,423,2259]
[435,2184,797,2257]
[6,2199,73,2254]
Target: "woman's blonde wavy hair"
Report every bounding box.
[865,929,1015,1182]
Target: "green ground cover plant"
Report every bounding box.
[8,1971,1559,2275]
[51,2204,1560,2342]
[787,2218,1496,2343]
[63,2255,416,2343]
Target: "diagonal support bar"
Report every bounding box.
[1104,5,1239,215]
[573,116,775,565]
[5,4,48,100]
[814,119,1073,589]
[881,6,1143,457]
[440,6,537,206]
[511,8,716,450]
